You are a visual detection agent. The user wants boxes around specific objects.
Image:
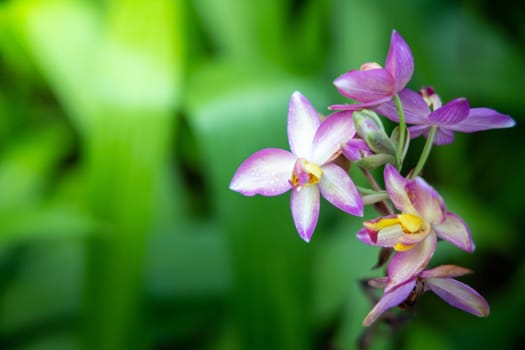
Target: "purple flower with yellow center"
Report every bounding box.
[330,30,414,111]
[363,264,490,326]
[375,87,516,145]
[357,164,474,288]
[230,92,364,242]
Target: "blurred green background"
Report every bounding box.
[0,0,523,349]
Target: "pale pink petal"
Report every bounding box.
[397,231,430,246]
[433,212,475,252]
[449,108,515,132]
[333,69,395,102]
[287,91,321,158]
[230,148,296,196]
[376,225,405,246]
[357,214,403,247]
[386,232,437,291]
[428,98,470,125]
[311,111,356,164]
[363,279,416,326]
[425,278,490,317]
[356,215,404,247]
[420,265,473,279]
[384,164,417,214]
[375,88,430,124]
[318,163,363,216]
[385,30,414,92]
[404,177,445,224]
[291,185,320,242]
[368,277,389,289]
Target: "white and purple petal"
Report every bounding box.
[428,98,470,126]
[404,177,445,224]
[449,108,515,133]
[425,277,490,317]
[230,148,296,196]
[333,69,395,102]
[291,185,320,242]
[311,111,356,164]
[318,163,364,216]
[385,30,414,93]
[287,91,321,158]
[433,212,475,252]
[363,279,416,326]
[386,232,437,291]
[384,164,417,214]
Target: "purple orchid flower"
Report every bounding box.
[375,87,516,145]
[357,164,474,288]
[363,264,490,326]
[230,92,364,242]
[330,30,414,111]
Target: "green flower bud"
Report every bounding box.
[353,110,395,156]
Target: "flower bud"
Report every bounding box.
[353,110,396,156]
[353,153,395,169]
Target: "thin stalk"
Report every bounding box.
[393,94,406,170]
[411,126,437,178]
[360,167,393,215]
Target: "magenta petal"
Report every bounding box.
[375,88,430,124]
[433,212,475,252]
[385,30,414,93]
[318,163,363,216]
[230,148,296,196]
[420,265,473,279]
[357,227,376,245]
[425,278,490,317]
[311,111,356,164]
[342,138,372,161]
[428,98,470,125]
[404,177,445,224]
[287,91,320,158]
[384,164,417,214]
[386,232,437,291]
[363,279,416,326]
[329,100,391,111]
[408,125,429,139]
[449,108,516,132]
[291,185,320,242]
[433,128,456,145]
[333,69,395,102]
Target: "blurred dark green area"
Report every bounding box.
[0,0,523,349]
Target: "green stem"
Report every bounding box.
[393,94,407,170]
[411,126,437,178]
[360,167,393,215]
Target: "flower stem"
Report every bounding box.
[393,94,406,170]
[360,167,393,215]
[411,125,437,178]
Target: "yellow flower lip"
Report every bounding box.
[364,213,431,252]
[397,213,428,234]
[290,158,323,190]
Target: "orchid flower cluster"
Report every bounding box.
[229,30,515,327]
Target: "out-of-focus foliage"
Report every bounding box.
[0,0,523,349]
